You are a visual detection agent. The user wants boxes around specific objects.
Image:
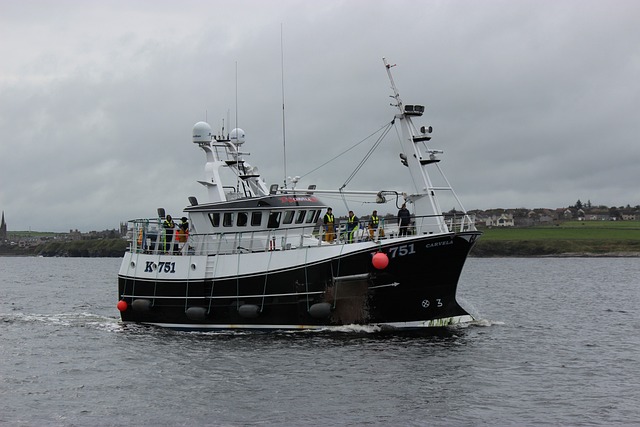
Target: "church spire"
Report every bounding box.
[0,211,6,241]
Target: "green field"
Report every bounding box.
[480,221,640,241]
[472,221,640,256]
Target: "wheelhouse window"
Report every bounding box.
[209,213,220,227]
[295,210,306,224]
[251,212,262,226]
[305,210,316,223]
[237,212,248,227]
[283,210,294,224]
[267,212,281,229]
[223,212,234,227]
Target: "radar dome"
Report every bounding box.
[192,121,212,143]
[230,128,245,145]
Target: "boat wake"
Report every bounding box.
[457,318,505,328]
[454,298,505,328]
[136,322,484,338]
[0,311,121,332]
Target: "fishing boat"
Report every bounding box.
[117,58,481,331]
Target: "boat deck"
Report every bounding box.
[127,213,476,257]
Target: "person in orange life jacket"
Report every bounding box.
[323,208,335,243]
[346,210,359,243]
[163,215,176,252]
[397,203,411,237]
[368,210,379,240]
[176,216,189,245]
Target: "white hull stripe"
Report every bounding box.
[123,315,475,331]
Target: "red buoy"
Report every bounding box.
[117,300,128,312]
[372,252,389,269]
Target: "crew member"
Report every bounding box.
[323,208,335,243]
[368,210,379,240]
[163,215,176,252]
[176,217,189,249]
[397,204,411,237]
[346,210,359,243]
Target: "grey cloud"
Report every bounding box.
[1,0,639,232]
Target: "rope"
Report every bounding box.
[184,255,191,313]
[260,235,275,312]
[304,247,310,312]
[207,249,222,314]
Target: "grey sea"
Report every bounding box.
[1,256,639,426]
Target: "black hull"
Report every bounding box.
[117,232,480,331]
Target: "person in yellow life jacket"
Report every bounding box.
[162,215,176,253]
[368,210,379,240]
[136,219,149,252]
[323,208,335,243]
[346,210,359,243]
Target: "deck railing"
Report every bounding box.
[127,214,476,256]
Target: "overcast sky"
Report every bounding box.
[1,0,639,232]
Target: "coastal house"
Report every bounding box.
[18,238,44,248]
[485,213,514,227]
[586,214,610,221]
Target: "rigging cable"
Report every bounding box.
[299,120,394,181]
[392,119,420,194]
[340,121,394,189]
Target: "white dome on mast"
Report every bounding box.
[192,121,212,144]
[230,128,245,145]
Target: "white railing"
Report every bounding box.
[126,214,476,256]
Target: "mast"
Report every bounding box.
[383,58,447,233]
[383,58,404,113]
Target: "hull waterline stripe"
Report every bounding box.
[121,315,475,331]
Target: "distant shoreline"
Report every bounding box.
[1,238,639,258]
[470,252,640,258]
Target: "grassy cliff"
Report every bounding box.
[472,221,640,257]
[36,238,128,257]
[0,238,128,257]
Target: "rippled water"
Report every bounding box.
[1,256,639,426]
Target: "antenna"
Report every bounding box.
[383,57,403,113]
[234,62,241,192]
[281,23,288,189]
[235,61,239,136]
